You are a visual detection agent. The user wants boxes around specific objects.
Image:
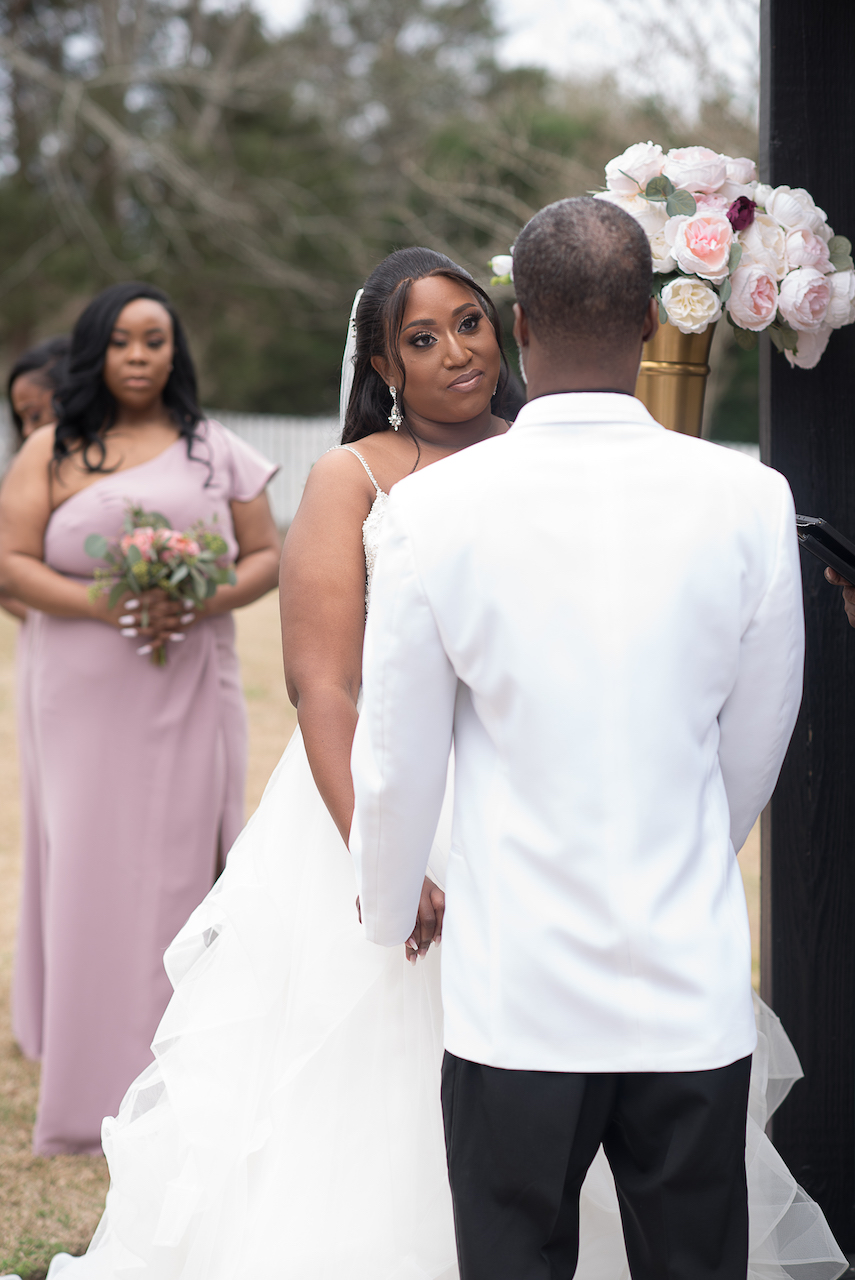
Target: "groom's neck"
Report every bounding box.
[522,339,644,402]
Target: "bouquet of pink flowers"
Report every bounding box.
[489,143,855,369]
[85,506,236,665]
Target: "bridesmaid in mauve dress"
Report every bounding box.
[0,282,280,1155]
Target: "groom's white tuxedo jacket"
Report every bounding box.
[350,393,804,1073]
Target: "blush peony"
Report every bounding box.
[763,186,831,240]
[777,267,831,331]
[595,189,669,237]
[785,228,832,274]
[738,214,787,280]
[662,146,727,193]
[825,270,855,329]
[665,211,733,283]
[726,264,779,331]
[604,142,665,196]
[785,325,833,370]
[660,278,722,334]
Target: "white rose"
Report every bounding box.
[662,146,727,193]
[649,227,676,273]
[777,267,831,331]
[753,183,774,209]
[604,142,665,196]
[738,213,787,280]
[785,227,832,274]
[825,269,855,329]
[764,185,831,239]
[660,277,722,334]
[489,254,514,280]
[726,157,758,185]
[664,211,733,283]
[595,189,668,236]
[726,264,779,331]
[785,325,833,370]
[718,180,757,203]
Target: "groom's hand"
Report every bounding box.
[405,877,445,964]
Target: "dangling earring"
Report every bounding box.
[388,385,403,431]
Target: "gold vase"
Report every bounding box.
[634,321,716,437]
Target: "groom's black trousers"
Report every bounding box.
[441,1052,752,1280]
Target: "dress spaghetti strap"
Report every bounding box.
[339,445,383,495]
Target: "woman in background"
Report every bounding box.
[0,282,280,1156]
[2,337,70,621]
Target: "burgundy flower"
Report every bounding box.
[727,197,756,232]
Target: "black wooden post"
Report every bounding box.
[760,0,855,1250]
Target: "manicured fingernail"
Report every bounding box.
[180,613,194,624]
[434,936,441,946]
[169,633,185,642]
[407,938,418,951]
[136,644,152,655]
[125,599,140,609]
[119,614,136,625]
[120,627,138,637]
[182,598,194,609]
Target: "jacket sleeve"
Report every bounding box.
[350,492,458,946]
[718,476,805,852]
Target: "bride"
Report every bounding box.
[46,248,845,1280]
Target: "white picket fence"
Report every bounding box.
[211,412,340,525]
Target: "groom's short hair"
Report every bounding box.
[513,198,652,351]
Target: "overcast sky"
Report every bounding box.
[244,0,759,119]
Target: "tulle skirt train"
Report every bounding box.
[45,730,846,1280]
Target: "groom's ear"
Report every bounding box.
[642,297,659,345]
[512,302,529,350]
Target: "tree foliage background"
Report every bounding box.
[0,0,758,431]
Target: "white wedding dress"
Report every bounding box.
[45,448,847,1280]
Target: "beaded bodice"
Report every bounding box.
[338,446,389,609]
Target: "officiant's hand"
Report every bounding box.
[405,877,444,964]
[825,567,855,626]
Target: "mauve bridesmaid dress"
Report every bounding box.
[10,419,277,1155]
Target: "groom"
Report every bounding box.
[349,198,805,1280]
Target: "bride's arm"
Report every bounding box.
[280,450,373,845]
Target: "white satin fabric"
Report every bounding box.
[43,726,845,1280]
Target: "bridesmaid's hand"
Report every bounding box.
[404,878,444,965]
[111,589,189,657]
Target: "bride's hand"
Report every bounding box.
[405,877,444,965]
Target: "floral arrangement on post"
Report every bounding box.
[489,143,855,370]
[85,505,236,665]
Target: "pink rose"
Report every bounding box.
[777,267,831,331]
[120,527,157,560]
[825,270,855,329]
[726,264,778,331]
[162,531,201,562]
[662,146,727,193]
[785,325,832,369]
[726,157,758,186]
[694,192,730,212]
[785,228,832,274]
[665,211,733,283]
[604,142,665,196]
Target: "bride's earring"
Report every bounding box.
[388,385,403,431]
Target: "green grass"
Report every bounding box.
[0,1235,84,1279]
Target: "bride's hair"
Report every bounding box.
[53,281,202,472]
[341,248,509,444]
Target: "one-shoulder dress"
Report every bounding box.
[44,447,846,1279]
[11,419,277,1156]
